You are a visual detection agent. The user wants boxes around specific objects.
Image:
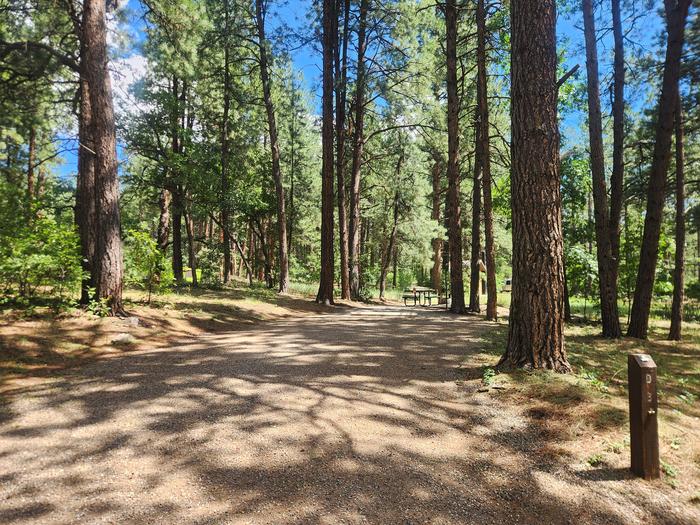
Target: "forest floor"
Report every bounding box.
[0,287,699,524]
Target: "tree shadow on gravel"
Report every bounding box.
[0,306,696,524]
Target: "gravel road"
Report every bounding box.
[0,305,696,524]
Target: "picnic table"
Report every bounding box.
[402,286,438,306]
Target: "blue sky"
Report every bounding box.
[55,0,665,180]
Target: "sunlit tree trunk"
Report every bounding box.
[445,0,466,314]
[582,0,621,337]
[316,0,336,304]
[84,0,124,315]
[76,71,96,306]
[255,0,289,294]
[349,0,368,301]
[477,0,497,321]
[628,0,691,339]
[500,0,569,372]
[669,91,685,341]
[430,154,443,294]
[609,0,625,286]
[219,1,233,284]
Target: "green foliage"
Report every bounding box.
[197,246,223,287]
[125,230,171,301]
[0,204,82,304]
[482,367,497,386]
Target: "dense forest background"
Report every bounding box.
[1,0,698,343]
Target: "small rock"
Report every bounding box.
[111,333,136,345]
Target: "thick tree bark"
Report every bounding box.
[156,188,171,253]
[564,258,572,322]
[445,0,466,314]
[430,155,443,294]
[76,72,96,306]
[609,0,625,282]
[628,0,691,339]
[500,0,570,372]
[184,205,198,287]
[83,0,124,315]
[669,92,685,341]
[349,0,368,301]
[335,0,351,300]
[172,188,184,282]
[255,0,289,294]
[221,0,233,284]
[468,158,481,313]
[582,0,621,337]
[316,0,336,304]
[477,0,497,321]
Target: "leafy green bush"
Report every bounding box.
[197,246,223,287]
[124,229,171,302]
[0,215,83,303]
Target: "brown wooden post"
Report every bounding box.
[628,353,659,479]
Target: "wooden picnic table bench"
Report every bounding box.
[402,287,437,306]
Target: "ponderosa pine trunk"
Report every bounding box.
[76,71,96,306]
[157,188,171,253]
[316,0,335,305]
[669,91,685,341]
[628,0,691,339]
[185,205,198,287]
[609,0,625,283]
[349,0,368,301]
[500,0,570,372]
[172,188,184,283]
[468,157,481,313]
[335,0,351,300]
[255,0,289,294]
[221,0,233,284]
[83,0,123,315]
[430,154,443,294]
[476,0,497,320]
[445,0,466,314]
[582,0,621,338]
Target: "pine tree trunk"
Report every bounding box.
[669,91,685,341]
[349,0,368,301]
[76,72,96,306]
[628,0,691,339]
[172,188,184,283]
[335,0,351,300]
[185,206,198,287]
[609,0,625,283]
[500,0,569,372]
[256,0,289,294]
[477,0,497,321]
[468,158,481,313]
[445,0,466,314]
[316,0,336,304]
[157,188,171,253]
[83,0,124,315]
[431,155,443,294]
[582,0,621,338]
[221,0,233,284]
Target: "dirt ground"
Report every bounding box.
[1,303,698,524]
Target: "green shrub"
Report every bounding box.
[0,215,82,303]
[197,246,223,287]
[124,229,171,302]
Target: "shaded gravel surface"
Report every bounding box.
[1,305,697,524]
